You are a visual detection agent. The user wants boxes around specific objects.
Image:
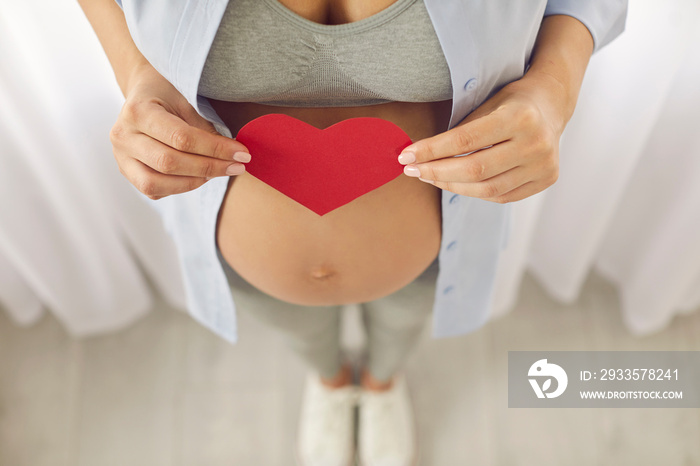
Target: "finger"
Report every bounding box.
[398,110,513,164]
[482,180,546,204]
[121,156,209,199]
[118,133,247,178]
[176,101,222,134]
[179,110,252,163]
[420,166,533,200]
[403,141,520,184]
[135,102,249,161]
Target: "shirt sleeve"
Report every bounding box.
[544,0,628,53]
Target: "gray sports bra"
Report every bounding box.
[198,0,453,107]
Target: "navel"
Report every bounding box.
[309,265,337,280]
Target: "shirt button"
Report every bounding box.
[464,78,478,91]
[449,194,460,204]
[446,240,457,251]
[443,285,454,295]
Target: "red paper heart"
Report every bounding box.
[235,114,412,216]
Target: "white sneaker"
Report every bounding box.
[296,371,361,466]
[357,373,418,466]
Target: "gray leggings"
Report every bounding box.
[216,247,439,383]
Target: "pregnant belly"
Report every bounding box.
[212,100,451,305]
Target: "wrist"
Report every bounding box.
[521,15,595,131]
[122,59,153,97]
[520,69,573,134]
[121,59,158,97]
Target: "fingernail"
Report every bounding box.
[419,177,435,184]
[404,165,421,177]
[226,164,245,176]
[233,151,251,163]
[398,151,415,165]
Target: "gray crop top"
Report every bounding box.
[198,0,453,107]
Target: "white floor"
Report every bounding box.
[1,270,699,466]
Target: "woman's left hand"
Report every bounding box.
[398,71,569,204]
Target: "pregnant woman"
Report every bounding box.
[78,0,626,464]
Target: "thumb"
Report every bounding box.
[176,99,223,136]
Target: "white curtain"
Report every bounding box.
[492,0,700,334]
[1,0,698,339]
[0,1,187,336]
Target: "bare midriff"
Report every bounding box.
[212,0,450,306]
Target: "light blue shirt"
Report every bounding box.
[115,0,627,344]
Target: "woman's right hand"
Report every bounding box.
[110,63,250,200]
